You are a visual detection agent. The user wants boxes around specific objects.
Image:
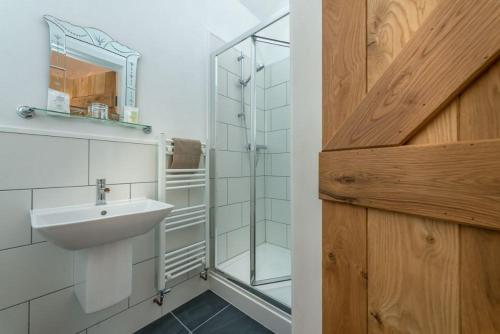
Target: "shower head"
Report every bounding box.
[256,64,265,72]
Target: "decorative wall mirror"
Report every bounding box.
[17,15,151,133]
[45,15,140,120]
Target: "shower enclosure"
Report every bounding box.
[210,12,291,310]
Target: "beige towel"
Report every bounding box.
[170,138,202,169]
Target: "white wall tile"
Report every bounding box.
[267,130,287,153]
[165,224,204,253]
[265,177,287,200]
[286,225,292,249]
[215,151,242,178]
[0,190,31,251]
[217,48,241,75]
[188,188,205,206]
[266,221,287,248]
[161,275,208,313]
[270,58,290,86]
[256,68,265,88]
[29,286,127,334]
[241,152,250,177]
[130,259,156,306]
[256,153,265,176]
[215,178,228,207]
[227,125,246,152]
[216,233,227,264]
[216,123,228,150]
[32,184,130,242]
[89,141,156,184]
[271,199,290,224]
[217,95,241,126]
[217,67,228,96]
[131,183,157,200]
[265,83,287,110]
[0,132,88,190]
[286,129,291,153]
[264,154,272,175]
[164,189,189,208]
[215,203,241,234]
[227,72,242,102]
[256,221,266,245]
[256,176,265,198]
[132,229,155,264]
[256,198,266,222]
[271,106,291,131]
[271,153,290,176]
[0,243,73,310]
[226,226,249,259]
[265,199,272,221]
[0,303,28,334]
[242,201,250,227]
[87,297,161,334]
[227,177,250,204]
[265,66,272,88]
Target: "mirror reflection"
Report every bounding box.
[49,51,118,120]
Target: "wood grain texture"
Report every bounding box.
[324,0,500,151]
[368,209,459,333]
[323,201,367,333]
[460,227,500,333]
[319,139,500,230]
[322,0,366,145]
[459,58,500,334]
[367,0,440,90]
[407,101,457,145]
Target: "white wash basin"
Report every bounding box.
[31,198,174,250]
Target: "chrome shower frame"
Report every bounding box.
[209,9,291,313]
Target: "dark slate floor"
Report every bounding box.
[135,290,274,334]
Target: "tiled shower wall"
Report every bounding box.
[263,57,291,249]
[0,130,208,334]
[214,49,291,265]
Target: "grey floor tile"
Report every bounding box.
[172,291,229,330]
[193,305,273,334]
[134,313,188,334]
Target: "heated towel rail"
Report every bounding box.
[156,134,209,300]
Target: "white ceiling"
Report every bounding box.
[239,0,289,20]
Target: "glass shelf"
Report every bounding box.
[16,106,152,134]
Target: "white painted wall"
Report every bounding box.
[290,0,322,332]
[0,0,209,141]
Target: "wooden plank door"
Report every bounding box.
[321,0,500,333]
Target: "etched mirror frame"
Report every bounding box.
[44,15,141,114]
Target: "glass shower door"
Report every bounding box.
[250,36,291,290]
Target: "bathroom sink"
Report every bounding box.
[31,198,174,250]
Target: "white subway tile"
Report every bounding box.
[216,123,228,150]
[227,177,250,204]
[264,154,272,175]
[256,155,265,176]
[29,286,127,334]
[0,303,28,334]
[165,223,204,253]
[217,48,241,75]
[267,130,287,153]
[247,86,265,110]
[215,151,242,178]
[0,243,73,310]
[265,83,287,110]
[271,153,290,176]
[256,109,266,132]
[265,198,272,220]
[265,66,272,88]
[256,198,266,222]
[89,141,156,184]
[161,275,208,313]
[286,225,292,249]
[256,68,265,88]
[0,190,31,251]
[131,183,157,200]
[188,188,205,207]
[271,106,291,131]
[286,177,291,201]
[226,226,250,259]
[132,229,155,264]
[266,221,287,248]
[265,177,287,200]
[271,199,290,224]
[87,297,161,334]
[256,176,265,198]
[130,259,156,306]
[241,152,250,177]
[0,132,88,190]
[217,67,228,96]
[215,203,241,234]
[164,189,188,208]
[286,129,291,153]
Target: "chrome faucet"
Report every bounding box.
[96,179,111,205]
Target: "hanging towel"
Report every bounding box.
[170,138,202,169]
